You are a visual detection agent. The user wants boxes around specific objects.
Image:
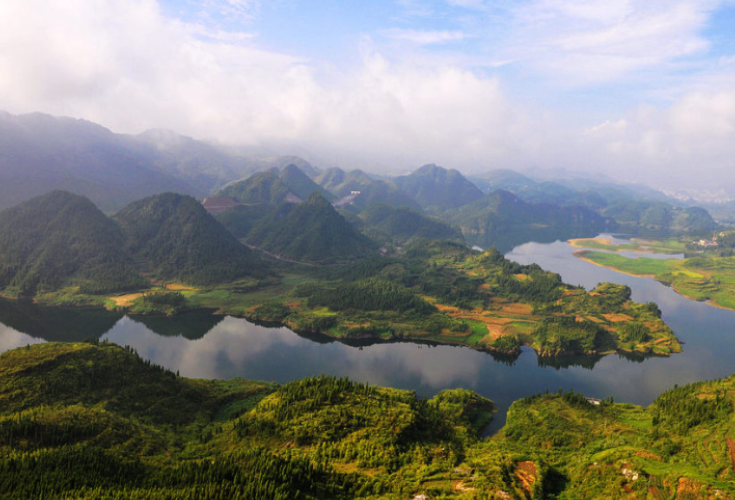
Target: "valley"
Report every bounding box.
[0,112,734,498]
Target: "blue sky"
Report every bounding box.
[2,0,735,190]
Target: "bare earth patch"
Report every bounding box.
[603,313,634,322]
[109,293,144,307]
[165,283,196,291]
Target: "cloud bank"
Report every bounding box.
[0,0,734,189]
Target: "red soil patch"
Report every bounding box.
[515,461,537,498]
[603,313,634,322]
[727,438,735,471]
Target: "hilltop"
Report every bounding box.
[1,342,733,499]
[245,191,376,264]
[394,163,485,212]
[0,191,146,295]
[113,192,263,285]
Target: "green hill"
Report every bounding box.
[394,164,484,212]
[0,191,145,295]
[214,203,276,239]
[113,193,263,285]
[316,168,419,210]
[0,342,492,500]
[280,163,334,201]
[1,342,733,499]
[247,192,376,264]
[216,170,297,205]
[359,203,463,244]
[602,201,718,236]
[446,189,609,251]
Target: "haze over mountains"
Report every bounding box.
[0,111,721,269]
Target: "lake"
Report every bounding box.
[2,235,735,435]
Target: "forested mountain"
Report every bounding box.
[446,189,609,250]
[316,167,373,196]
[135,129,260,194]
[3,342,732,499]
[0,191,146,294]
[246,192,376,263]
[359,204,463,244]
[0,112,199,212]
[316,167,420,210]
[469,169,607,209]
[113,193,263,284]
[216,170,298,205]
[394,163,484,212]
[602,201,719,236]
[279,164,334,201]
[465,168,720,238]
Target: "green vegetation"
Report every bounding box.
[447,189,608,251]
[601,201,718,236]
[2,342,734,499]
[246,192,377,264]
[394,163,485,212]
[264,240,680,357]
[216,170,295,205]
[279,163,334,201]
[0,189,680,358]
[575,244,735,310]
[0,343,492,500]
[0,191,146,295]
[113,192,263,285]
[358,203,463,245]
[569,236,688,254]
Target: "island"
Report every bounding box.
[0,191,680,358]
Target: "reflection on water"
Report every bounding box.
[1,235,735,435]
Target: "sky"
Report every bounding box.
[1,0,735,190]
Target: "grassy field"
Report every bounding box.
[569,237,688,254]
[576,248,735,310]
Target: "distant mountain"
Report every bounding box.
[446,189,609,251]
[279,164,334,201]
[602,201,719,236]
[217,171,298,205]
[469,169,606,209]
[394,164,484,212]
[247,192,376,264]
[359,204,463,245]
[114,193,263,284]
[136,129,260,194]
[316,168,420,210]
[268,156,321,178]
[0,191,145,294]
[0,112,199,212]
[316,168,372,196]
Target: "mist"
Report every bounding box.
[1,0,734,192]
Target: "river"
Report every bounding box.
[2,235,734,435]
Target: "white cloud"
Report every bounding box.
[383,28,468,45]
[0,0,733,189]
[579,89,735,187]
[504,0,721,85]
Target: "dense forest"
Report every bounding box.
[0,191,146,295]
[1,342,733,499]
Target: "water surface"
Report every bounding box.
[3,235,735,434]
